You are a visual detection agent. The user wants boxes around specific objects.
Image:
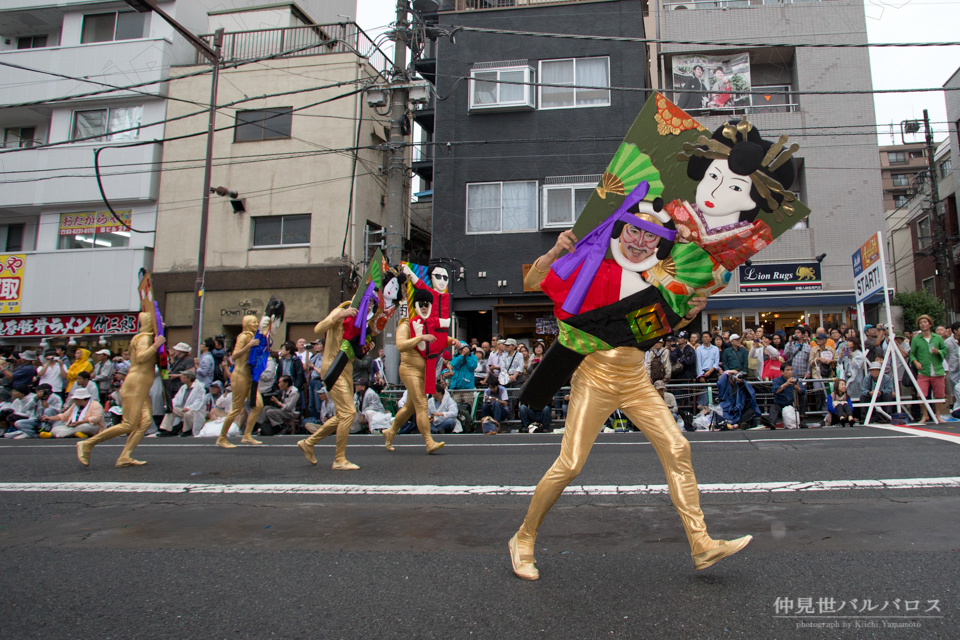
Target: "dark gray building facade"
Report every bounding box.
[425,0,649,341]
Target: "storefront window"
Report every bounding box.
[821,312,843,331]
[758,310,805,334]
[801,311,821,330]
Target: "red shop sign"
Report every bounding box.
[0,313,139,338]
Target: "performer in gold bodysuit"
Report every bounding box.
[218,315,264,448]
[508,230,751,581]
[381,292,456,454]
[297,302,361,470]
[76,311,165,468]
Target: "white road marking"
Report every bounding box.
[0,435,922,449]
[869,424,960,445]
[0,477,958,496]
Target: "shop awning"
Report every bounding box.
[705,290,867,310]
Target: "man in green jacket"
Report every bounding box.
[721,334,750,375]
[909,314,947,425]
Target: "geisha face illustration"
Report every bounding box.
[618,223,661,264]
[383,276,400,303]
[695,159,755,220]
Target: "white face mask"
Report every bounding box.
[695,159,755,220]
[430,268,450,293]
[384,278,400,302]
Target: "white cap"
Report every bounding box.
[868,361,882,370]
[72,388,91,400]
[96,349,112,356]
[172,342,191,352]
[729,334,740,341]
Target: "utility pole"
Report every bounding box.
[385,0,410,270]
[126,0,222,356]
[921,109,953,317]
[381,0,411,384]
[192,30,224,357]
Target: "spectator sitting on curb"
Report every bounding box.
[6,384,62,439]
[428,384,458,434]
[41,387,105,439]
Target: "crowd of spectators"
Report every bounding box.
[2,316,956,441]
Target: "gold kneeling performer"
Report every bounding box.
[76,311,163,468]
[218,315,264,448]
[381,319,449,454]
[297,303,360,470]
[509,348,751,581]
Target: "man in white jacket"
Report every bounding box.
[427,384,458,434]
[162,370,206,436]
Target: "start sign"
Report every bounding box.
[852,233,884,303]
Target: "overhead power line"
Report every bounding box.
[440,24,960,49]
[433,71,960,97]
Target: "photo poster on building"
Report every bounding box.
[738,262,823,293]
[0,254,25,314]
[671,53,751,113]
[59,210,132,236]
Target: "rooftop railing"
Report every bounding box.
[197,23,392,76]
[444,0,604,12]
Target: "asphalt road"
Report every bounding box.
[1,426,959,640]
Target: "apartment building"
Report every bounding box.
[0,0,351,349]
[150,19,392,345]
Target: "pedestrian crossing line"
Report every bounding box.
[869,425,960,445]
[1,476,958,496]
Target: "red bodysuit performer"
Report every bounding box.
[403,265,451,395]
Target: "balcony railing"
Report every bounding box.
[678,85,798,116]
[444,0,603,11]
[664,0,820,9]
[198,23,391,76]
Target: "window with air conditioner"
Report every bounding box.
[917,216,931,249]
[541,178,597,228]
[466,181,538,234]
[71,106,143,142]
[235,108,293,142]
[81,12,145,44]
[468,64,536,112]
[2,127,38,149]
[888,151,907,164]
[539,57,610,110]
[252,214,311,247]
[17,35,48,49]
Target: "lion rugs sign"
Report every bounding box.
[737,262,823,293]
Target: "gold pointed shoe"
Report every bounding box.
[692,535,752,571]
[331,459,359,470]
[240,436,262,445]
[426,440,445,454]
[216,437,237,449]
[297,440,317,465]
[115,457,147,468]
[383,430,395,452]
[509,533,539,581]
[76,442,90,467]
